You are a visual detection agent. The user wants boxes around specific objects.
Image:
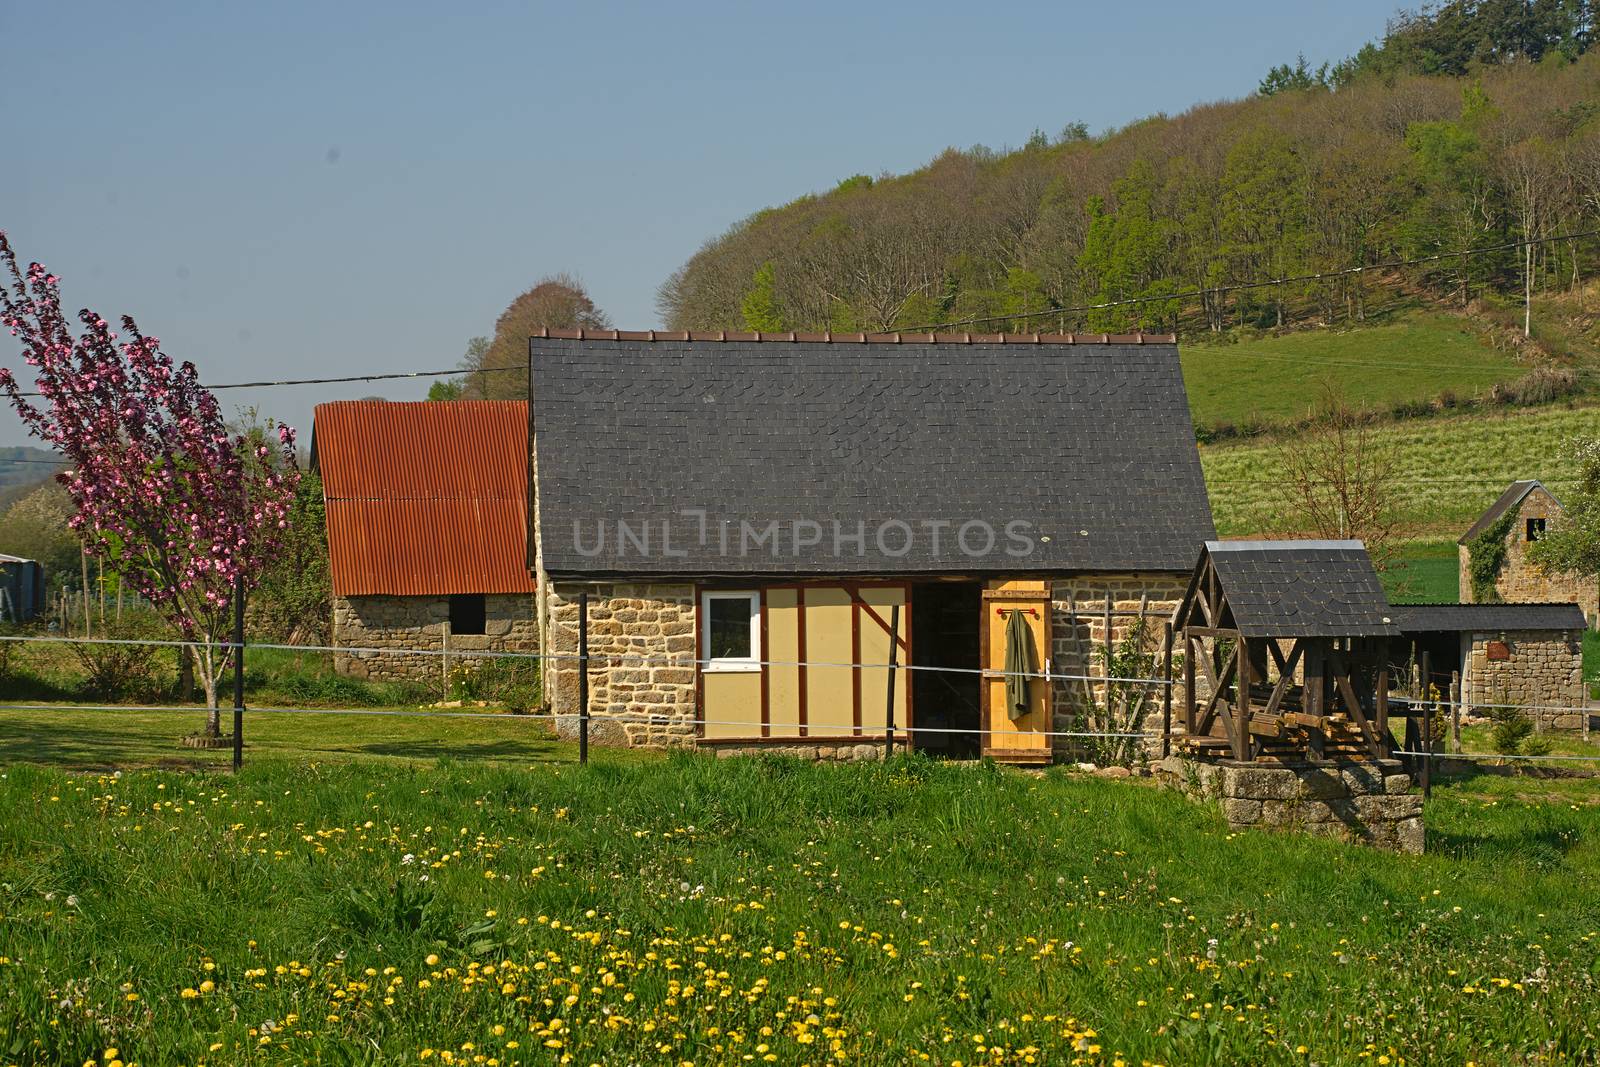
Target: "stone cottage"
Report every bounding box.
[1458,480,1598,627]
[311,400,537,683]
[526,327,1216,761]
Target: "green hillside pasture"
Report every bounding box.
[1182,313,1523,432]
[2,747,1599,1064]
[1202,403,1600,538]
[1384,540,1461,604]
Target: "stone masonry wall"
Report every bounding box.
[333,594,537,685]
[546,581,698,748]
[1050,573,1189,762]
[1467,628,1585,730]
[1154,757,1423,853]
[1459,487,1600,626]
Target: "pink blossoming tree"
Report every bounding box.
[0,233,299,735]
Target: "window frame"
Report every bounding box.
[700,590,761,673]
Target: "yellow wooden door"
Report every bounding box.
[981,580,1053,763]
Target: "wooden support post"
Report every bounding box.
[1183,634,1196,736]
[1420,649,1433,799]
[1451,671,1462,753]
[578,592,590,766]
[1161,621,1173,758]
[884,603,900,758]
[1235,638,1252,761]
[1376,661,1390,759]
[441,621,451,699]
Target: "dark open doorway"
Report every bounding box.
[911,581,982,757]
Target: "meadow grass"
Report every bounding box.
[1,723,1598,1065]
[1382,541,1460,605]
[1181,312,1521,433]
[1202,402,1600,538]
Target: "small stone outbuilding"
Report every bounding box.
[1458,480,1598,627]
[311,400,537,683]
[1387,602,1587,731]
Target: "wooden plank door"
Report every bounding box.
[981,579,1053,763]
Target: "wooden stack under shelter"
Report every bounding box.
[1171,540,1411,764]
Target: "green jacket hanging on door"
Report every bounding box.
[1003,609,1036,721]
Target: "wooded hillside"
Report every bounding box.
[659,7,1600,338]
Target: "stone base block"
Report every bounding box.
[1154,757,1422,854]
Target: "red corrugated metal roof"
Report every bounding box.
[312,400,535,597]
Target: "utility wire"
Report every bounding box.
[4,229,1596,400]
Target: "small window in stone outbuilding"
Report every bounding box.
[1526,517,1546,542]
[449,593,487,635]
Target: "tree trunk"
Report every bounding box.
[190,640,222,737]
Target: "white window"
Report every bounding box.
[701,591,760,672]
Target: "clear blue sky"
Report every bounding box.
[1,1,1400,447]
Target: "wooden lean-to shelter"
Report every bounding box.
[1172,540,1402,763]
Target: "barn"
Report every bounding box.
[311,400,538,682]
[526,328,1216,760]
[1458,479,1599,627]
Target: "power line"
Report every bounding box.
[899,227,1600,332]
[3,228,1597,401]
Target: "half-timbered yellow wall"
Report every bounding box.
[700,583,908,741]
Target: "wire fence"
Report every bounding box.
[2,631,1596,776]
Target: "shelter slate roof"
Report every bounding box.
[311,400,535,597]
[528,332,1216,576]
[1458,479,1560,544]
[1199,540,1400,638]
[1389,601,1586,633]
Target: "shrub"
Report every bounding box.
[1489,706,1534,756]
[65,610,171,702]
[449,658,542,713]
[1489,367,1579,407]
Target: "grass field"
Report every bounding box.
[1202,402,1600,538]
[1181,312,1523,433]
[1382,540,1460,604]
[2,712,1599,1065]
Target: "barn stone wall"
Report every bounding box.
[1049,573,1189,761]
[332,594,538,685]
[1465,628,1586,730]
[545,581,698,748]
[1458,487,1599,626]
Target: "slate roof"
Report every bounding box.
[528,333,1215,577]
[1389,601,1586,633]
[1200,540,1400,638]
[1458,479,1559,543]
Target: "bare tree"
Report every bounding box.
[1277,385,1402,571]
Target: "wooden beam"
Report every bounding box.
[848,589,910,653]
[1184,625,1242,640]
[1195,644,1239,738]
[1261,641,1305,719]
[1235,639,1253,761]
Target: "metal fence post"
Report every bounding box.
[1160,620,1173,759]
[578,592,590,766]
[232,573,245,774]
[884,603,900,758]
[1420,650,1432,799]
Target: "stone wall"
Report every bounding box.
[1154,757,1423,853]
[1459,487,1600,625]
[545,581,698,748]
[1465,628,1585,730]
[1049,574,1189,762]
[332,593,537,685]
[702,739,886,762]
